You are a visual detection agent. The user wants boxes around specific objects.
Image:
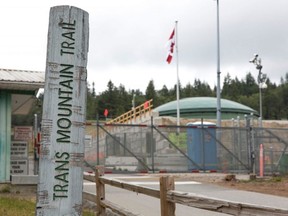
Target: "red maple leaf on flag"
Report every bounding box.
[166,29,175,64]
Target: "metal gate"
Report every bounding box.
[84,119,288,175]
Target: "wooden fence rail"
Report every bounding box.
[83,167,288,216]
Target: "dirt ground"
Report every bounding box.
[151,173,288,198]
[0,184,37,200]
[168,173,288,198]
[215,175,288,198]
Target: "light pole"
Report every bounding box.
[132,93,136,118]
[132,93,135,109]
[249,54,267,126]
[216,0,221,127]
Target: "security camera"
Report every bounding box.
[249,54,259,63]
[249,58,256,63]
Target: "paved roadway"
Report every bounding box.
[83,174,288,216]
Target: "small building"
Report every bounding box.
[0,68,45,182]
[153,97,258,119]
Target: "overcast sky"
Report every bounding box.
[1,0,287,94]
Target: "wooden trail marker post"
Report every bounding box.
[36,6,89,215]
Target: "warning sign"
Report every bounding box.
[14,126,33,141]
[10,159,28,175]
[11,141,28,158]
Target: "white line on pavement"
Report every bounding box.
[84,181,201,185]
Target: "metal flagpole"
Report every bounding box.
[175,21,180,130]
[166,22,180,132]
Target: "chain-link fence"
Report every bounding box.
[84,120,288,175]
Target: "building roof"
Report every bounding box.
[154,97,258,119]
[0,68,45,91]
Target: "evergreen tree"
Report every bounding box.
[118,84,129,114]
[85,71,288,120]
[157,85,172,105]
[242,72,258,96]
[145,80,159,107]
[183,82,195,97]
[86,82,97,120]
[222,73,232,97]
[193,79,213,96]
[97,80,118,119]
[222,73,242,101]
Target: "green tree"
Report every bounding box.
[157,85,172,105]
[117,84,130,114]
[88,71,288,121]
[183,82,195,97]
[145,80,159,107]
[193,79,213,96]
[97,80,118,119]
[238,94,259,114]
[130,89,146,107]
[222,73,242,101]
[222,73,232,97]
[86,82,97,120]
[263,89,282,119]
[242,72,258,96]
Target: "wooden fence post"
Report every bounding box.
[160,176,175,216]
[95,166,105,215]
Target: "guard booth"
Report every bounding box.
[0,69,44,183]
[187,121,217,171]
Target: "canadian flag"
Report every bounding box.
[166,29,175,64]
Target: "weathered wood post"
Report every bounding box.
[95,166,105,215]
[160,176,175,216]
[36,5,89,215]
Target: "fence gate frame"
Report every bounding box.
[87,118,288,175]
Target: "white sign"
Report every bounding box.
[36,6,89,216]
[85,135,92,148]
[10,159,28,175]
[14,126,33,141]
[11,141,28,158]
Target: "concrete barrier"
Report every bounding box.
[11,175,38,185]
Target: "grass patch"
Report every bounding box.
[0,185,11,193]
[237,175,283,184]
[270,176,282,182]
[0,197,35,216]
[0,196,94,216]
